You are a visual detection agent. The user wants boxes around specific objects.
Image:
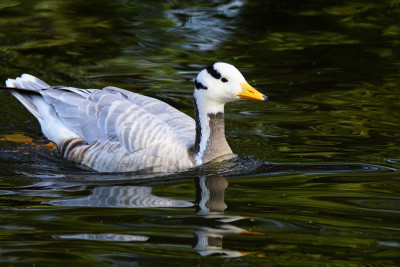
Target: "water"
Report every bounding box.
[1,0,400,265]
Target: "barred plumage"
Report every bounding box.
[5,63,267,173]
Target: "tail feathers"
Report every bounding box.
[6,74,50,91]
[6,74,51,124]
[6,74,80,145]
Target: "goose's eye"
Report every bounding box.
[221,77,228,83]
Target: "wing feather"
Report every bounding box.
[7,74,196,172]
[37,85,195,157]
[103,86,195,142]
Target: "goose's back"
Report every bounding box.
[39,86,196,172]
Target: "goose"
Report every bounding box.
[3,62,267,173]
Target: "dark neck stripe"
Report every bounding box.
[192,97,201,155]
[206,63,221,79]
[194,79,208,90]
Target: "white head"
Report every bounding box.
[194,62,267,113]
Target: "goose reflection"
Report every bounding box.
[193,176,261,257]
[49,175,261,256]
[49,185,193,208]
[57,233,149,242]
[51,184,192,243]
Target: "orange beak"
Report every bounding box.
[237,83,268,101]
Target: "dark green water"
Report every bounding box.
[1,0,400,266]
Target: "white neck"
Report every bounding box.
[192,93,231,165]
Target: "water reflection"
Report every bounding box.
[166,0,245,51]
[49,175,260,257]
[49,185,193,208]
[193,176,262,257]
[195,176,228,215]
[57,233,149,242]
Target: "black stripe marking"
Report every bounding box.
[86,141,102,166]
[206,63,221,79]
[60,140,70,157]
[76,144,91,162]
[191,97,201,156]
[194,79,208,90]
[60,138,87,158]
[0,86,41,94]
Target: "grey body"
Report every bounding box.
[5,63,266,173]
[5,74,233,172]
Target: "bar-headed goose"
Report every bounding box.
[4,62,267,173]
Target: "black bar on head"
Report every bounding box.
[194,79,208,90]
[206,63,221,79]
